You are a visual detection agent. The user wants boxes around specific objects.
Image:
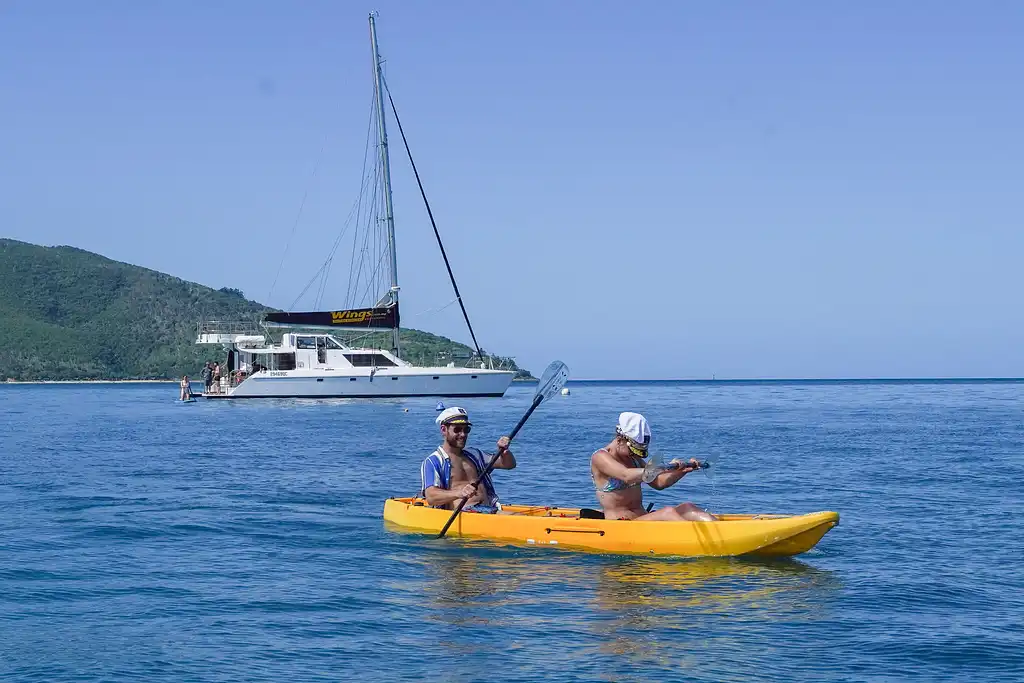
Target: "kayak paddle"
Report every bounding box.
[436,360,570,539]
[641,453,710,484]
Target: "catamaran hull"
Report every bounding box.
[205,369,515,399]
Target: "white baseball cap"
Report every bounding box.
[616,412,651,452]
[436,406,472,427]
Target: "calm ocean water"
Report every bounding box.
[1,380,1022,682]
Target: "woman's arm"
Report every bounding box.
[592,450,644,486]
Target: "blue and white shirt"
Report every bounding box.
[420,446,499,508]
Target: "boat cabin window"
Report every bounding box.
[277,353,296,370]
[325,337,345,350]
[296,336,317,349]
[343,353,397,367]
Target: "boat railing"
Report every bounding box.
[484,356,518,372]
[196,320,266,345]
[432,349,518,371]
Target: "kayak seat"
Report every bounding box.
[578,503,653,519]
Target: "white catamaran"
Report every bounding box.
[196,14,516,399]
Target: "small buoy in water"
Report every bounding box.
[404,408,409,412]
[561,387,570,396]
[435,401,445,411]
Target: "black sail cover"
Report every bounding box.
[264,304,399,330]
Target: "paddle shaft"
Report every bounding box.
[665,460,710,471]
[655,461,710,477]
[642,459,710,483]
[506,393,544,443]
[436,393,543,538]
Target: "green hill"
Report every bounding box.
[0,239,532,381]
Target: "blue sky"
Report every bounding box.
[2,1,1023,379]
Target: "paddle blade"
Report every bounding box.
[535,361,570,402]
[642,453,663,484]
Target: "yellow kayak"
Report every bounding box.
[383,497,839,558]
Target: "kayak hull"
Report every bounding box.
[382,498,839,558]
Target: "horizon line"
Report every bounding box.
[539,376,1024,383]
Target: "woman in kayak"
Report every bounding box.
[591,412,717,521]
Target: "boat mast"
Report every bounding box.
[368,12,401,357]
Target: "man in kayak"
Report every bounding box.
[591,412,717,521]
[420,406,515,514]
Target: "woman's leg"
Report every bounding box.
[634,502,717,522]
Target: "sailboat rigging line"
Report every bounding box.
[268,133,329,302]
[289,182,367,309]
[412,297,460,317]
[333,94,380,309]
[382,76,486,365]
[289,175,365,311]
[353,249,390,311]
[344,97,377,307]
[289,258,333,310]
[367,252,390,303]
[346,163,382,308]
[290,98,374,309]
[345,92,386,309]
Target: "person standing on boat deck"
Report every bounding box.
[235,359,250,384]
[591,412,717,522]
[201,362,212,394]
[420,407,515,514]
